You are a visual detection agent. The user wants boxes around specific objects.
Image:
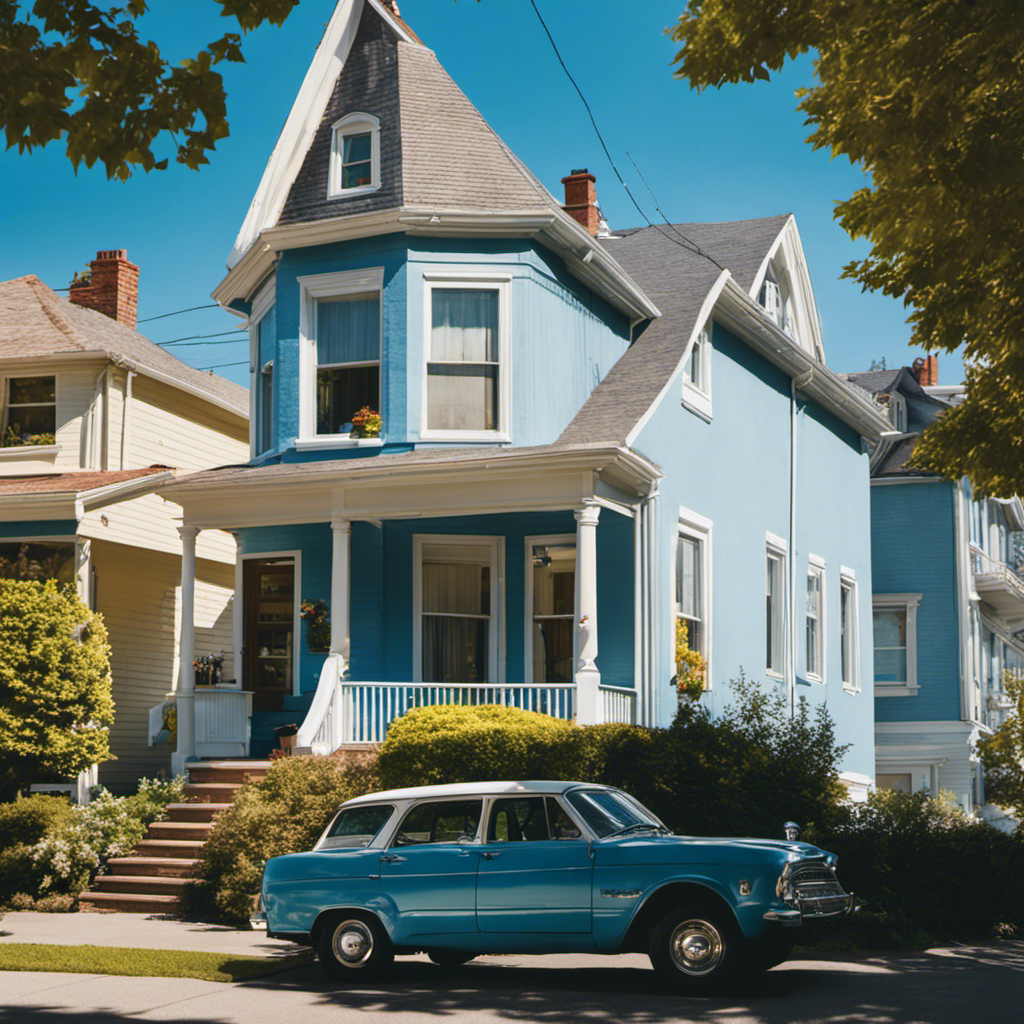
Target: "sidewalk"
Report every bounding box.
[0,910,302,957]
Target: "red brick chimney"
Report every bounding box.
[911,354,938,387]
[562,168,600,236]
[69,250,140,330]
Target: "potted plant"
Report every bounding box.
[301,599,331,652]
[350,406,382,438]
[672,619,706,701]
[274,723,299,754]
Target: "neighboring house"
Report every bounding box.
[163,0,888,793]
[0,251,249,791]
[844,358,1024,814]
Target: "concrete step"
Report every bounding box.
[135,838,206,860]
[147,821,215,842]
[91,874,189,896]
[166,802,231,823]
[105,856,198,878]
[187,762,271,786]
[78,891,180,915]
[183,782,242,804]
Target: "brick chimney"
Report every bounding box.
[911,354,938,387]
[69,250,140,330]
[562,168,600,236]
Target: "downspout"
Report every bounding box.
[646,483,660,727]
[633,497,644,724]
[120,370,135,469]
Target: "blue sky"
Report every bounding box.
[0,0,947,390]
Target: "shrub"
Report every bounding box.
[0,579,114,801]
[180,754,379,927]
[0,794,77,850]
[977,671,1024,819]
[122,774,187,828]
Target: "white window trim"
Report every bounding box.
[523,533,577,686]
[674,508,713,691]
[412,534,505,685]
[873,592,922,697]
[2,372,59,446]
[297,268,385,444]
[420,272,512,442]
[248,280,276,459]
[805,553,827,684]
[840,566,860,693]
[327,112,381,199]
[681,321,713,421]
[765,532,788,681]
[234,549,302,697]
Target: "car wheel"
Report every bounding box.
[426,949,476,967]
[317,913,394,982]
[648,905,740,991]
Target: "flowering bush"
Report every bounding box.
[673,618,706,700]
[300,599,330,652]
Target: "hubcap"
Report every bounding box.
[668,918,725,977]
[331,920,374,967]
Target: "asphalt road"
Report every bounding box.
[3,945,1023,1024]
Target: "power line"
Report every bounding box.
[527,0,723,271]
[157,329,246,346]
[138,304,219,324]
[196,359,248,371]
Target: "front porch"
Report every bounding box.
[161,444,662,766]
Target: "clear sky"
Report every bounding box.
[0,0,948,391]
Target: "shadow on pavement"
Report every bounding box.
[2,944,1023,1024]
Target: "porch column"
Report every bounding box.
[575,501,601,725]
[173,525,198,775]
[331,518,351,675]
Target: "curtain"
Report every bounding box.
[430,289,498,362]
[317,295,379,365]
[421,561,490,683]
[426,365,496,431]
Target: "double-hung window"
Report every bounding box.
[840,569,860,691]
[766,534,787,677]
[328,113,381,198]
[806,557,825,681]
[873,593,921,696]
[681,323,712,419]
[3,376,56,446]
[298,269,383,442]
[676,509,712,685]
[423,276,510,439]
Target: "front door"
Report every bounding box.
[243,559,295,712]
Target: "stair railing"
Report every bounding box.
[296,653,345,755]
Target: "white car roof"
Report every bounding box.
[341,780,606,806]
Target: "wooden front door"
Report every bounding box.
[243,559,295,712]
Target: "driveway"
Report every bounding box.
[3,944,1024,1024]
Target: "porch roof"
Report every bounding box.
[0,466,174,521]
[161,442,660,529]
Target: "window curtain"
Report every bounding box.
[421,561,490,683]
[317,295,379,365]
[430,290,498,362]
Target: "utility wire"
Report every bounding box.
[157,328,246,346]
[138,304,219,323]
[196,359,248,371]
[528,0,723,271]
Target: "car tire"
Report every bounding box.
[648,904,740,991]
[317,912,394,983]
[426,949,476,967]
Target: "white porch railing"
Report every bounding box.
[148,687,253,759]
[599,684,637,724]
[297,654,345,755]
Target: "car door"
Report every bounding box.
[476,795,592,933]
[380,798,482,940]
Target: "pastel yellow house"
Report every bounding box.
[0,250,249,792]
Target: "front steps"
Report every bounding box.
[78,761,271,914]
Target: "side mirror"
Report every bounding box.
[783,821,800,841]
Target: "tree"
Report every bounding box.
[0,579,114,801]
[0,1,300,180]
[977,672,1024,819]
[668,2,1024,497]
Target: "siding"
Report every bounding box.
[194,559,236,682]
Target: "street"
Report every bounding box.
[4,945,1023,1024]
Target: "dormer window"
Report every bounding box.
[328,113,381,198]
[758,266,794,336]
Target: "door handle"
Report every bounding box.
[381,854,406,863]
[481,851,501,860]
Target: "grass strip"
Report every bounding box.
[0,943,313,982]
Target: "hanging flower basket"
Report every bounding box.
[301,599,331,652]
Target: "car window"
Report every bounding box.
[393,799,482,846]
[321,804,395,849]
[547,797,584,840]
[565,789,661,838]
[488,797,549,842]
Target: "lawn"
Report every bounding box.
[0,943,314,982]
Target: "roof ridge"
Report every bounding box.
[26,276,85,349]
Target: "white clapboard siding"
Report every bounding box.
[104,367,125,470]
[92,539,178,792]
[194,563,236,682]
[54,363,105,468]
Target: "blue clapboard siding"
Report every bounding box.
[870,480,961,723]
[633,319,876,780]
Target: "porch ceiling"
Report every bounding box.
[161,443,661,529]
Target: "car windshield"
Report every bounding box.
[320,804,395,849]
[565,789,666,839]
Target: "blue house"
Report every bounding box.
[845,360,1024,817]
[164,0,888,794]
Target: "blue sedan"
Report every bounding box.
[257,780,853,990]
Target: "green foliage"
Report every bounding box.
[976,672,1024,819]
[673,618,706,701]
[181,754,378,927]
[669,1,1024,496]
[0,580,114,801]
[123,774,187,827]
[0,1,301,180]
[810,789,1024,943]
[0,794,76,850]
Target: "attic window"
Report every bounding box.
[758,267,793,336]
[329,112,381,199]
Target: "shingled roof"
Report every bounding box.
[558,216,791,446]
[873,433,927,478]
[0,276,248,417]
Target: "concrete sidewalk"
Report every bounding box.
[0,911,302,957]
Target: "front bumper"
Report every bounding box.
[764,892,856,926]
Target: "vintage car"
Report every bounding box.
[256,781,853,989]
